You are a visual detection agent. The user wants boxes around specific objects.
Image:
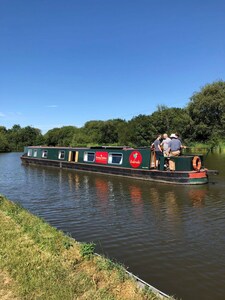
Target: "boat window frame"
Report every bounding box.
[83,151,95,162]
[58,150,65,160]
[33,149,37,157]
[108,152,123,165]
[42,150,48,158]
[27,149,32,157]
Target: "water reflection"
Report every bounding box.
[95,178,109,201]
[188,188,207,207]
[95,178,109,214]
[0,152,225,300]
[164,191,180,224]
[149,187,161,213]
[68,172,81,192]
[129,185,143,219]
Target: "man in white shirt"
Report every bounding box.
[161,133,171,157]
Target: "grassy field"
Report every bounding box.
[0,195,170,300]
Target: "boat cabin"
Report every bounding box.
[24,146,203,172]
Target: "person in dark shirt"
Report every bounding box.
[168,133,181,156]
[168,133,186,170]
[152,134,163,167]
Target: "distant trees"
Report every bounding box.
[0,126,10,152]
[8,125,44,150]
[70,119,127,146]
[0,125,43,152]
[187,81,225,143]
[44,126,78,146]
[0,80,224,152]
[127,115,156,147]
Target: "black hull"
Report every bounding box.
[21,156,208,185]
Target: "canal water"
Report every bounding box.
[0,152,225,300]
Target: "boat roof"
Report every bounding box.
[26,145,150,150]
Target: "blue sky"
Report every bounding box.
[0,0,224,133]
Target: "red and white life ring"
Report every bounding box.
[192,156,202,171]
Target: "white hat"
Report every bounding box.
[170,133,177,138]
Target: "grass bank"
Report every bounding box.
[0,195,170,300]
[186,142,225,151]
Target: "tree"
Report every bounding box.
[6,125,44,151]
[7,124,22,151]
[128,114,157,147]
[98,119,126,144]
[150,106,192,141]
[187,81,225,142]
[0,126,7,135]
[71,128,89,146]
[0,127,10,152]
[82,120,104,144]
[21,126,43,146]
[44,126,78,146]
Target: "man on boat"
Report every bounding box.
[152,135,163,167]
[167,133,183,170]
[161,133,171,157]
[168,134,181,157]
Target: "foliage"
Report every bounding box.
[44,126,78,146]
[80,119,126,145]
[187,81,225,142]
[80,242,96,259]
[128,114,157,146]
[0,126,10,152]
[0,125,44,152]
[150,107,192,141]
[1,80,225,150]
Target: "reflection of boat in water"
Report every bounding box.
[21,146,214,185]
[188,188,207,206]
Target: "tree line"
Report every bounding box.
[1,81,225,152]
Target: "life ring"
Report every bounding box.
[192,156,202,171]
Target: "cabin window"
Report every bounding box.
[108,153,123,165]
[33,150,37,157]
[58,150,65,160]
[84,152,95,162]
[28,149,32,157]
[42,150,48,158]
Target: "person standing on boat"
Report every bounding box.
[168,133,181,156]
[152,134,163,167]
[175,133,186,155]
[161,133,171,157]
[167,133,182,170]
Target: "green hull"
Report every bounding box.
[21,146,209,185]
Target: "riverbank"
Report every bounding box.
[0,195,170,300]
[186,142,225,152]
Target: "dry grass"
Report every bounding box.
[0,270,19,300]
[0,195,167,300]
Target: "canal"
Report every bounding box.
[0,152,225,300]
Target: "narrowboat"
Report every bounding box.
[21,146,211,185]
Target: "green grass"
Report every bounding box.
[80,242,96,259]
[187,141,225,150]
[0,195,167,300]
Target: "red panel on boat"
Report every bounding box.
[189,172,207,178]
[95,152,108,164]
[129,151,142,168]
